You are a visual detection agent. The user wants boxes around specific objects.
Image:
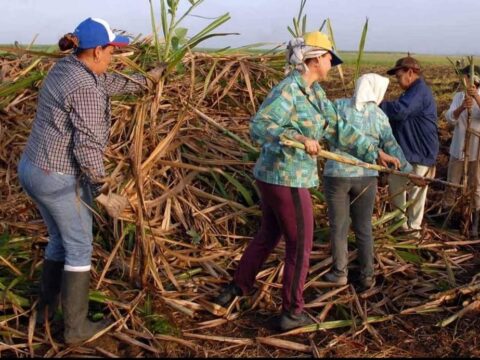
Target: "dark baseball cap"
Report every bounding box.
[386,56,421,75]
[460,65,480,77]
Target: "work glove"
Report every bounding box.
[146,64,166,88]
[96,193,129,218]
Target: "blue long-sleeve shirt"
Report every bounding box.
[380,78,439,166]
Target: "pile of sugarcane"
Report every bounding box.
[1,4,480,358]
[1,44,480,358]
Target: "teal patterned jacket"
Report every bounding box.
[324,98,412,177]
[250,70,379,188]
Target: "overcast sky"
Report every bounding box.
[1,0,479,55]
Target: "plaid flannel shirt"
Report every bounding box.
[23,55,146,195]
[250,70,379,188]
[324,99,412,177]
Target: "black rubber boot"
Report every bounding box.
[278,312,313,331]
[214,283,243,307]
[36,259,64,325]
[62,270,108,345]
[470,210,480,239]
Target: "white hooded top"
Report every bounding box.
[354,73,390,111]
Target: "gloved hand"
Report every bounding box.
[95,193,128,218]
[146,64,166,87]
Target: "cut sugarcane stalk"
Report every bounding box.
[279,136,463,189]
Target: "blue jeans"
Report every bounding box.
[18,155,93,270]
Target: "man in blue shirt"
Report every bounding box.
[380,56,439,237]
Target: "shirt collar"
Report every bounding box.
[408,77,423,90]
[68,54,100,84]
[292,69,322,96]
[292,70,313,94]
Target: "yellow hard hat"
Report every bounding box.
[303,31,343,66]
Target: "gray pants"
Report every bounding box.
[323,176,377,279]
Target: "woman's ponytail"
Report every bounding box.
[58,33,79,51]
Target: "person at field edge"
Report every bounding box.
[380,56,439,238]
[443,65,480,238]
[17,18,162,345]
[322,73,415,291]
[213,32,401,331]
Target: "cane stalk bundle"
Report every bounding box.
[279,136,463,189]
[0,1,479,357]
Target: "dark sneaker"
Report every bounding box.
[214,283,243,307]
[323,271,348,285]
[409,230,422,239]
[392,223,410,235]
[279,312,313,331]
[395,227,422,239]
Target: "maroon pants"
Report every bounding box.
[234,180,313,315]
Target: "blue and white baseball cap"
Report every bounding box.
[73,17,129,49]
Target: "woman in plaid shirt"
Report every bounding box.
[17,18,160,344]
[214,32,401,331]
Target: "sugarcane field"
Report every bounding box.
[1,0,480,357]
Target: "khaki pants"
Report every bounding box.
[443,157,480,210]
[388,164,435,230]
